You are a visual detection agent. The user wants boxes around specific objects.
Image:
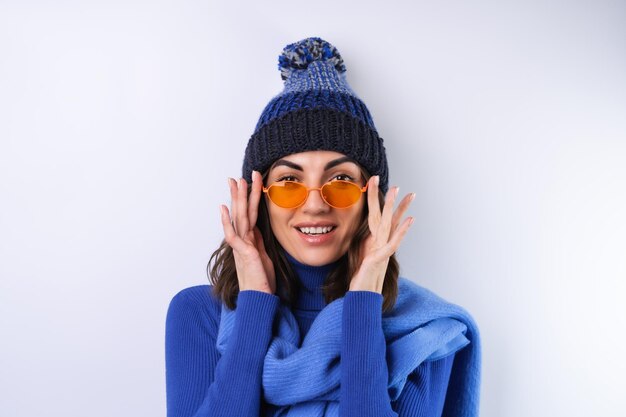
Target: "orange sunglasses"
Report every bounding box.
[263,180,368,209]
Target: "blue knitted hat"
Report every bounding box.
[242,37,389,193]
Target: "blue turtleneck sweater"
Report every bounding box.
[165,255,455,417]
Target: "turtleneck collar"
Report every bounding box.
[283,250,340,311]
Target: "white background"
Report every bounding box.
[1,1,625,416]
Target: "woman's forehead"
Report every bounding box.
[270,150,359,171]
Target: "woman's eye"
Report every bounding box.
[332,174,355,182]
[276,175,299,182]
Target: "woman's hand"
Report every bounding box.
[220,171,276,295]
[349,176,415,294]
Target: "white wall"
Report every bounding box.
[1,1,625,416]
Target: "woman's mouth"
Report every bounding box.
[294,225,337,245]
[297,226,335,235]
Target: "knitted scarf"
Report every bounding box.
[216,278,481,417]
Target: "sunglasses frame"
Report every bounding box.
[262,180,368,209]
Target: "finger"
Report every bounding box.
[248,171,263,228]
[367,175,381,232]
[390,192,415,232]
[254,227,272,270]
[220,204,246,252]
[253,227,263,249]
[253,227,269,258]
[228,177,238,232]
[387,216,414,254]
[236,178,250,237]
[377,186,399,244]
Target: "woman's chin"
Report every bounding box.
[290,247,342,267]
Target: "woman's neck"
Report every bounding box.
[284,251,340,311]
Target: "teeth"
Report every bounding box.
[298,226,334,235]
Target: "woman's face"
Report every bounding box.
[265,150,366,266]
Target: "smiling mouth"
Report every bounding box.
[297,226,335,235]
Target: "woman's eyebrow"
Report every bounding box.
[272,156,356,172]
[272,159,303,171]
[324,156,356,170]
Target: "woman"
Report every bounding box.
[166,37,481,417]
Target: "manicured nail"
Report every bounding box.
[410,192,416,201]
[374,176,380,186]
[395,186,400,197]
[409,216,414,226]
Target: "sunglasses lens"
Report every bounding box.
[321,181,361,208]
[267,182,308,208]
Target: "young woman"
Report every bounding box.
[166,37,481,417]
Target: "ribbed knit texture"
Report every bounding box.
[166,289,279,417]
[243,107,388,192]
[254,85,376,131]
[166,257,479,417]
[166,257,476,417]
[284,251,336,312]
[165,285,455,417]
[241,37,390,193]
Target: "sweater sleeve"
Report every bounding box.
[165,286,279,417]
[340,291,455,417]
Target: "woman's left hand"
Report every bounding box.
[349,176,415,293]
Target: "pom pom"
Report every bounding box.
[278,37,346,81]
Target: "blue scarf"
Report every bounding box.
[217,277,481,417]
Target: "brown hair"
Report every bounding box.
[206,169,399,312]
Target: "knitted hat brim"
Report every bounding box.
[243,107,388,193]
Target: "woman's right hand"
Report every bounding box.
[220,170,276,295]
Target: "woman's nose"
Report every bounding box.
[301,188,331,214]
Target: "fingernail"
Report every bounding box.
[409,217,414,226]
[374,176,380,186]
[410,193,416,201]
[395,186,400,197]
[238,178,243,188]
